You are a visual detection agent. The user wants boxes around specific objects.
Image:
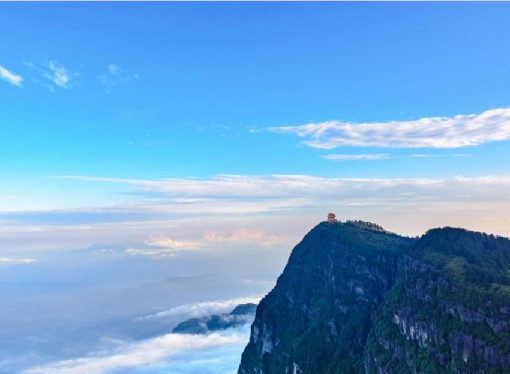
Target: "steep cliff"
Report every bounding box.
[238,222,510,374]
[364,228,510,374]
[238,221,415,374]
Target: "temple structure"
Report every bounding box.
[327,213,337,223]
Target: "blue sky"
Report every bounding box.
[2,3,510,184]
[1,3,510,219]
[2,3,510,373]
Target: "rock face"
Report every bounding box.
[364,228,510,374]
[238,222,510,374]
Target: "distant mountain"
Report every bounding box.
[172,303,257,334]
[238,220,510,374]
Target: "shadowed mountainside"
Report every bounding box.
[238,221,510,374]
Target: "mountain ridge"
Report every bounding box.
[172,303,257,334]
[238,220,510,374]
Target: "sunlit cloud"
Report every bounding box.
[5,174,510,251]
[0,64,23,87]
[270,107,510,149]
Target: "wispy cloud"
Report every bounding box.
[99,63,138,93]
[270,108,510,149]
[410,153,469,158]
[321,153,468,161]
[0,64,23,87]
[321,154,390,161]
[0,257,35,265]
[48,174,487,199]
[44,61,76,90]
[24,60,78,91]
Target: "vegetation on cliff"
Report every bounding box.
[238,221,510,374]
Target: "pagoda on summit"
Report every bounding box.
[327,213,337,224]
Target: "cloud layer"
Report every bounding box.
[51,174,510,202]
[22,298,258,374]
[135,297,261,322]
[5,174,510,251]
[270,108,510,149]
[24,327,250,374]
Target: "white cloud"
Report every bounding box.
[321,154,390,161]
[0,257,35,265]
[270,108,510,149]
[23,60,77,91]
[23,327,250,374]
[135,297,260,322]
[146,235,199,250]
[43,61,76,89]
[22,297,260,374]
[0,64,23,87]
